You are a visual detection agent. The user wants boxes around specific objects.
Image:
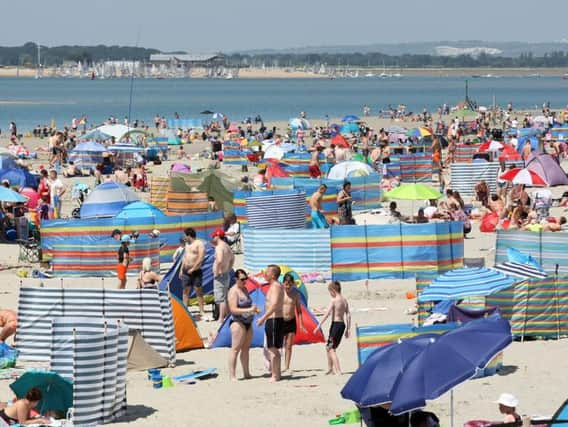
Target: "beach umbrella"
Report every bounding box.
[20,187,39,209]
[387,126,407,134]
[80,128,112,141]
[341,334,436,407]
[10,371,73,413]
[340,123,360,134]
[327,161,374,180]
[417,267,515,302]
[0,186,28,203]
[290,118,310,129]
[388,316,512,416]
[492,262,547,280]
[384,183,442,200]
[478,140,504,152]
[72,141,107,153]
[342,115,360,122]
[499,168,547,186]
[498,145,521,161]
[331,134,350,148]
[115,201,165,219]
[341,316,512,419]
[406,127,432,138]
[200,110,214,115]
[0,168,38,190]
[388,132,408,143]
[171,162,191,173]
[228,123,239,133]
[212,112,224,120]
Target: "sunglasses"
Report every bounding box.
[237,276,248,281]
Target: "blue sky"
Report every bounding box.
[2,0,567,52]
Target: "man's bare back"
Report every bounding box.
[214,240,234,275]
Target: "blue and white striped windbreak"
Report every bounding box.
[418,267,515,302]
[493,262,548,280]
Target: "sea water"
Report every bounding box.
[0,76,566,131]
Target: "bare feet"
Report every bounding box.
[325,370,333,375]
[243,374,252,380]
[269,376,280,383]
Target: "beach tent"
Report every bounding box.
[525,152,568,186]
[127,329,168,370]
[115,201,166,219]
[80,181,140,219]
[0,168,37,190]
[198,171,239,213]
[211,277,324,348]
[160,246,216,300]
[68,141,107,172]
[170,295,204,351]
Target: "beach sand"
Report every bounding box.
[0,116,566,427]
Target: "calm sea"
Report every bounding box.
[0,76,566,131]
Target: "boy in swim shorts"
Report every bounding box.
[314,280,351,375]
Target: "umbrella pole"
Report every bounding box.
[450,389,455,427]
[555,264,560,340]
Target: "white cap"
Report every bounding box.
[495,393,519,408]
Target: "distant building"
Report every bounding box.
[435,46,503,57]
[149,53,224,67]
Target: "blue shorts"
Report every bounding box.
[311,210,328,229]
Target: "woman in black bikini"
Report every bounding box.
[227,269,258,381]
[137,257,161,289]
[0,388,49,425]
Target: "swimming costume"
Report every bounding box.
[327,321,346,349]
[265,317,284,348]
[117,264,128,281]
[0,409,18,425]
[232,293,254,329]
[282,318,297,336]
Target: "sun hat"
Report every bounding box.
[121,235,131,243]
[210,228,225,239]
[495,393,519,408]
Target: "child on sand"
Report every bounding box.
[314,281,351,375]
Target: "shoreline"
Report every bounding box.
[1,66,568,79]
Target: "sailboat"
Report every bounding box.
[378,62,391,79]
[35,43,42,79]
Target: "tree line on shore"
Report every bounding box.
[2,42,568,68]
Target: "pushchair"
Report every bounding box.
[71,183,90,218]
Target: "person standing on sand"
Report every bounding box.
[282,273,305,372]
[310,184,328,229]
[227,269,258,381]
[180,227,206,318]
[257,265,284,382]
[314,281,351,375]
[211,228,234,324]
[117,235,131,289]
[47,170,65,219]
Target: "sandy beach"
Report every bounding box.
[0,115,566,427]
[1,66,568,79]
